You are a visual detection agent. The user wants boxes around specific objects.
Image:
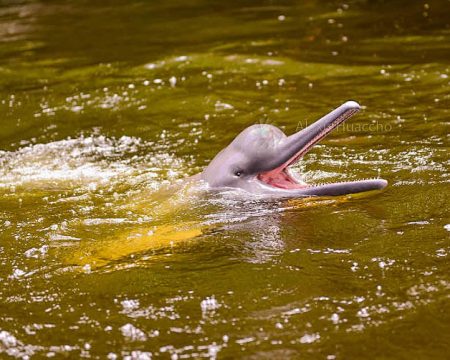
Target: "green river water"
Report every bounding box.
[0,0,449,358]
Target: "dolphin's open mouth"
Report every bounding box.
[257,101,387,195]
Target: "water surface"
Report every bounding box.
[0,0,449,358]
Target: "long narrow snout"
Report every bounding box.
[256,101,388,197]
[264,101,361,172]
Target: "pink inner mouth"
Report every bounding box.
[258,169,306,189]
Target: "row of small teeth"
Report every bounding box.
[306,178,382,187]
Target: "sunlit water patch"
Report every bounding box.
[0,129,449,358]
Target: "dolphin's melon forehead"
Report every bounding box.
[229,124,286,153]
[234,124,285,141]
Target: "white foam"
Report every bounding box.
[200,296,220,312]
[299,333,320,344]
[120,324,147,342]
[0,135,189,191]
[0,330,17,348]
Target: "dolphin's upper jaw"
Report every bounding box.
[284,107,361,169]
[257,104,359,190]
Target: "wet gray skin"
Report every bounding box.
[200,101,387,197]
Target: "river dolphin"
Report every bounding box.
[199,101,387,197]
[68,101,387,268]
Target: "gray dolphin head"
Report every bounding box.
[200,101,387,197]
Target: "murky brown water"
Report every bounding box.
[0,0,449,358]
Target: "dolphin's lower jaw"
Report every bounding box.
[255,156,388,197]
[254,177,388,197]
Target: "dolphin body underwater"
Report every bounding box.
[196,101,387,197]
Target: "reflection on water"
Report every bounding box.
[0,0,449,358]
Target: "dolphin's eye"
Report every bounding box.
[234,170,243,177]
